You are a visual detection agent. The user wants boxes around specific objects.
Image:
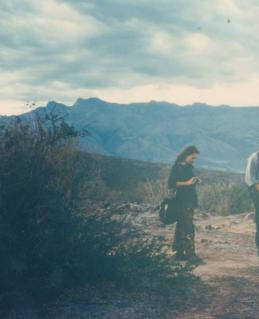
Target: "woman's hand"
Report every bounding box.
[186,177,199,185]
[176,177,199,187]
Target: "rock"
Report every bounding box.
[129,203,143,212]
[200,212,210,219]
[205,225,220,231]
[117,203,131,210]
[103,201,111,209]
[200,238,210,244]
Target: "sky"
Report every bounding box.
[1,0,259,114]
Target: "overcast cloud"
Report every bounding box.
[1,0,259,114]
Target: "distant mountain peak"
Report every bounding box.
[73,97,107,107]
[46,100,58,107]
[46,101,69,112]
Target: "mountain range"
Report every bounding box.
[5,97,259,172]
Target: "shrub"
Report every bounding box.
[0,112,191,311]
[0,113,81,302]
[72,212,192,290]
[198,182,253,215]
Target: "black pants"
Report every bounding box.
[249,187,259,249]
[173,206,195,257]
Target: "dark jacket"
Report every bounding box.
[168,162,198,209]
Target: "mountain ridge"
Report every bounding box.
[3,97,259,172]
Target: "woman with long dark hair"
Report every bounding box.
[168,145,202,263]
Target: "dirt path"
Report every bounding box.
[144,210,259,318]
[49,210,259,319]
[184,213,259,319]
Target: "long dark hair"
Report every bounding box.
[174,145,200,166]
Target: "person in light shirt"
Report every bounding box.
[245,151,259,255]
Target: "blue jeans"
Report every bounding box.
[173,206,195,256]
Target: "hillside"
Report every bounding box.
[4,97,259,172]
[37,98,259,171]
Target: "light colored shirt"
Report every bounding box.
[245,151,259,187]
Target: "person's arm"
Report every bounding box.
[245,156,259,189]
[176,177,198,187]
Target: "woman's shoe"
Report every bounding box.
[186,254,205,265]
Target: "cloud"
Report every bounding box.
[1,0,259,113]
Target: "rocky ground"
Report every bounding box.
[14,203,259,319]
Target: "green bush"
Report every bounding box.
[74,214,192,290]
[0,114,81,302]
[198,182,252,215]
[0,113,190,311]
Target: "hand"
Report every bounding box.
[187,177,198,185]
[196,177,202,184]
[255,184,259,192]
